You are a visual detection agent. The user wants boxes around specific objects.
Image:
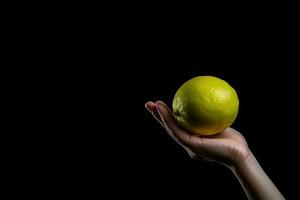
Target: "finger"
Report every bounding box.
[146,101,193,150]
[156,101,198,147]
[155,100,173,116]
[145,101,163,124]
[145,101,165,128]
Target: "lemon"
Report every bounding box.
[172,76,239,135]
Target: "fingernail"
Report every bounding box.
[145,103,151,112]
[156,104,163,116]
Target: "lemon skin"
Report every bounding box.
[172,76,239,136]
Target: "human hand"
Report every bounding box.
[146,100,285,199]
[145,100,251,167]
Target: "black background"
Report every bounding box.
[69,45,297,198]
[116,58,297,199]
[13,7,299,199]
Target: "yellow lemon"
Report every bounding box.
[172,76,239,135]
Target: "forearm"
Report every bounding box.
[230,153,285,200]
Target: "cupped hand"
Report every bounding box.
[145,100,251,167]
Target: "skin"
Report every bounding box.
[145,100,285,200]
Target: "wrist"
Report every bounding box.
[228,152,285,199]
[229,151,256,173]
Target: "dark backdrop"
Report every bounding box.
[20,12,299,199]
[53,40,297,199]
[72,46,297,199]
[118,57,296,199]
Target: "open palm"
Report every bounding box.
[145,101,250,166]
